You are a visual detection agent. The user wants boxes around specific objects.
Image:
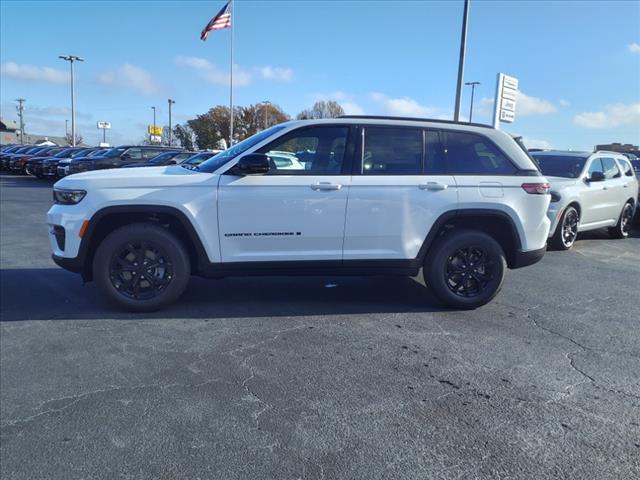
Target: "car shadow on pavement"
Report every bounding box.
[0,268,448,322]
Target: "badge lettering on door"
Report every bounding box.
[224,232,302,237]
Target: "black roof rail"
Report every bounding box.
[338,115,493,129]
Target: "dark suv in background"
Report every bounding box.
[55,148,108,178]
[67,145,178,175]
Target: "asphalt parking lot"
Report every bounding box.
[1,174,639,480]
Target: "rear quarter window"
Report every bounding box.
[442,131,517,175]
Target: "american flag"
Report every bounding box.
[200,1,232,41]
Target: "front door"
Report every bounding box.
[218,125,354,263]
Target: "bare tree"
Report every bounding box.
[296,100,344,120]
[64,132,83,145]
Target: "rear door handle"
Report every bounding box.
[419,182,448,191]
[311,182,342,191]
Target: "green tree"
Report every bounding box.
[296,100,344,120]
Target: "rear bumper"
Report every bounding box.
[511,246,546,269]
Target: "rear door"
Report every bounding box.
[580,158,610,224]
[600,157,627,221]
[218,125,354,262]
[343,126,457,260]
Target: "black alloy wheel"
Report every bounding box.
[609,202,634,239]
[109,241,174,300]
[445,246,496,298]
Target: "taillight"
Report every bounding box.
[521,183,550,195]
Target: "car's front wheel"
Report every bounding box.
[424,229,506,309]
[549,205,579,250]
[93,223,190,312]
[608,201,634,239]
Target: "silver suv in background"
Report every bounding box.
[532,150,638,249]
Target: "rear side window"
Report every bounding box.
[601,158,621,179]
[362,127,422,175]
[618,158,634,177]
[443,131,516,175]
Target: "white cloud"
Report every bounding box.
[627,42,640,54]
[517,92,557,115]
[342,102,364,115]
[258,65,293,82]
[97,64,163,95]
[477,92,557,116]
[573,103,640,129]
[520,136,553,150]
[370,92,437,117]
[559,99,570,107]
[0,62,69,84]
[175,56,251,87]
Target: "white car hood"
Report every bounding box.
[55,165,216,189]
[546,176,579,190]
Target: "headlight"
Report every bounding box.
[53,188,86,205]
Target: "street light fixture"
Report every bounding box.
[58,55,84,146]
[465,81,480,122]
[167,99,175,146]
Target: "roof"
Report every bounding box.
[0,118,19,131]
[530,150,592,157]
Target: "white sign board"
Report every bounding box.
[150,135,162,143]
[97,121,111,129]
[492,73,519,128]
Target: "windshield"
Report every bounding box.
[198,125,287,173]
[148,151,179,164]
[53,148,75,158]
[97,147,127,158]
[532,154,588,178]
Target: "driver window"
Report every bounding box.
[587,159,603,177]
[257,126,349,175]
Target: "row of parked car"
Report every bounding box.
[0,144,222,179]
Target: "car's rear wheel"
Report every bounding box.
[608,202,634,239]
[424,229,506,309]
[550,206,579,250]
[93,223,190,312]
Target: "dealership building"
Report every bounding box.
[1,118,67,146]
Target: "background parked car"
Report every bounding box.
[121,150,194,168]
[531,150,638,249]
[55,148,109,178]
[9,146,61,174]
[67,145,179,175]
[179,150,221,169]
[1,145,38,170]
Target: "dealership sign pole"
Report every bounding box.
[97,121,111,145]
[492,73,518,129]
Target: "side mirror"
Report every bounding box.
[587,171,605,183]
[232,153,270,175]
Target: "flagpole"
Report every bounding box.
[229,0,234,147]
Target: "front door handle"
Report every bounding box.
[419,182,448,191]
[311,182,342,191]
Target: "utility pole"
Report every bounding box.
[167,99,175,146]
[263,100,271,130]
[151,106,156,144]
[453,0,470,122]
[15,98,25,143]
[465,81,480,122]
[58,55,84,146]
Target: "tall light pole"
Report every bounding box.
[15,98,25,142]
[453,0,470,122]
[167,99,175,146]
[58,55,84,146]
[263,100,271,130]
[465,81,480,122]
[65,119,69,137]
[151,106,156,143]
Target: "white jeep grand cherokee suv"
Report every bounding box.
[47,117,551,311]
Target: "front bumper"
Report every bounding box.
[52,254,84,273]
[511,246,546,269]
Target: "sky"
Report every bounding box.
[1,0,639,149]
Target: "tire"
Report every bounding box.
[424,229,506,309]
[549,205,579,250]
[93,223,190,312]
[608,202,634,239]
